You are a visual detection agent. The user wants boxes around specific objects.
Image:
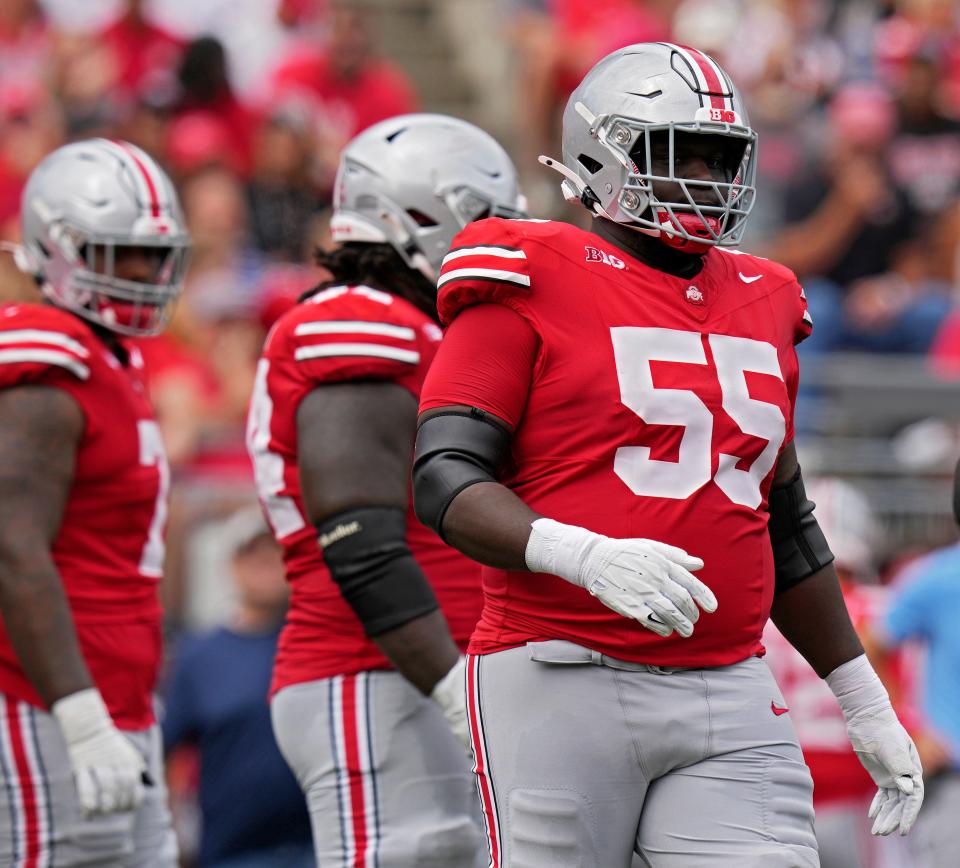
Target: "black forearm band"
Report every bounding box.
[768,467,835,595]
[412,409,512,539]
[318,506,439,637]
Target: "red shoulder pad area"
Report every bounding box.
[714,249,812,346]
[436,218,534,326]
[0,304,93,388]
[268,285,430,386]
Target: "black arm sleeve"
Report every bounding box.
[318,506,439,636]
[767,467,835,595]
[412,409,511,540]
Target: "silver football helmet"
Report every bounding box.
[542,42,757,249]
[330,113,525,279]
[17,139,190,336]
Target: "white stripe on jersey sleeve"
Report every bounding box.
[0,349,90,380]
[294,343,420,364]
[294,321,416,341]
[436,267,531,289]
[0,330,90,358]
[442,246,527,267]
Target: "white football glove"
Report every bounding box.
[430,655,470,752]
[52,688,147,817]
[826,655,924,836]
[525,518,716,638]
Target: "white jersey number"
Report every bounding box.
[137,420,170,578]
[611,327,786,508]
[247,359,307,539]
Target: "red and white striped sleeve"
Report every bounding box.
[280,288,425,388]
[0,305,92,387]
[436,219,532,326]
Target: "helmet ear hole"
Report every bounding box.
[577,153,603,175]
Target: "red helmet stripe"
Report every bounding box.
[112,140,162,218]
[677,45,730,111]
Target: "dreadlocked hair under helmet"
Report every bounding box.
[304,242,439,321]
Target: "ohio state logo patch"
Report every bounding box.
[584,246,626,270]
[685,285,706,305]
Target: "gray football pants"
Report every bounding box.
[466,642,820,868]
[271,671,486,867]
[0,694,177,867]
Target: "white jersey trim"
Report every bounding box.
[0,349,90,380]
[442,246,527,267]
[0,330,90,358]
[437,268,531,289]
[295,343,420,365]
[295,321,416,341]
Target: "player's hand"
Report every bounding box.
[51,688,147,817]
[430,655,470,752]
[826,654,924,836]
[847,708,924,836]
[525,518,716,638]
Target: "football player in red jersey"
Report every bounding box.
[0,139,189,866]
[246,113,524,866]
[413,43,924,867]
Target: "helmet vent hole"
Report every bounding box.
[577,154,603,175]
[406,209,439,227]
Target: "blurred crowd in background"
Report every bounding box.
[1,0,959,865]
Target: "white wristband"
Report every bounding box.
[524,518,601,588]
[824,654,891,722]
[51,688,113,745]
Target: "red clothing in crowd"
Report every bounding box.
[100,12,184,98]
[269,49,417,143]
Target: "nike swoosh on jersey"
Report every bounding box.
[739,272,763,283]
[771,701,789,716]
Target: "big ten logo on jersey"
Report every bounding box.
[584,246,626,270]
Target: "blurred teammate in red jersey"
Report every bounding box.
[764,478,918,868]
[0,139,189,865]
[246,113,524,866]
[413,43,924,867]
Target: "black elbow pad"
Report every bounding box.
[768,467,835,595]
[412,410,511,539]
[318,506,438,636]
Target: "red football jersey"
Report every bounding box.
[0,304,168,729]
[246,285,482,695]
[422,218,812,668]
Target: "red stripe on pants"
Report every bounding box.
[6,702,41,868]
[341,675,368,868]
[467,657,499,868]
